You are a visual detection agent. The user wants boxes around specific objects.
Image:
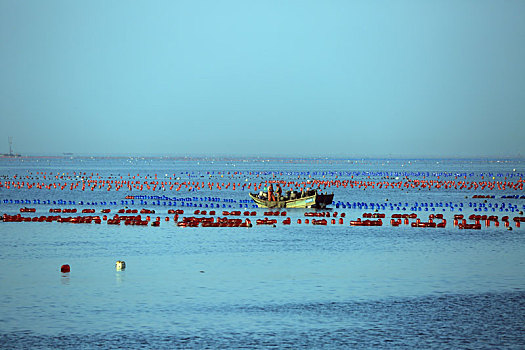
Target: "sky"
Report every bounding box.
[1,0,524,158]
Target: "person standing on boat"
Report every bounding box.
[268,184,276,201]
[275,184,282,200]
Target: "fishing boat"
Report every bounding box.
[1,137,21,158]
[249,191,334,209]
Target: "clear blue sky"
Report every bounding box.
[1,1,524,157]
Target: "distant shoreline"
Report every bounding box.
[1,155,524,161]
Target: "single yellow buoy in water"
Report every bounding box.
[116,260,126,271]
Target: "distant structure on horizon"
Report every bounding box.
[1,137,21,158]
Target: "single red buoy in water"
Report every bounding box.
[61,264,70,273]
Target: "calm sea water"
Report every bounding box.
[1,157,524,348]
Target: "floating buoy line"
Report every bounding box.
[2,207,524,230]
[1,169,524,193]
[1,169,523,230]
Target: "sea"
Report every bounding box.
[0,157,524,349]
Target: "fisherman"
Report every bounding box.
[306,187,311,196]
[268,184,276,201]
[275,184,282,200]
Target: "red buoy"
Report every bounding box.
[60,264,70,273]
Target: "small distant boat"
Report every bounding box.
[0,153,20,158]
[249,191,334,209]
[1,137,21,158]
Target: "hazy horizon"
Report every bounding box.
[3,150,524,161]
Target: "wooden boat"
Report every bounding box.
[249,191,334,209]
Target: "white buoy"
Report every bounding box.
[116,260,126,271]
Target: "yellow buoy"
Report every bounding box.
[116,260,126,271]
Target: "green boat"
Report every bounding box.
[249,191,334,209]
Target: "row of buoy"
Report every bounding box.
[177,217,253,227]
[20,199,523,211]
[3,214,101,223]
[392,213,419,219]
[362,213,386,218]
[177,202,258,208]
[14,169,524,180]
[7,198,525,211]
[16,168,524,176]
[20,207,168,214]
[409,218,446,228]
[3,212,524,228]
[263,211,286,216]
[350,218,383,226]
[4,207,525,228]
[338,201,524,209]
[8,169,524,180]
[304,212,346,218]
[256,218,277,225]
[168,209,185,214]
[2,178,524,192]
[336,201,524,212]
[297,218,344,225]
[50,208,78,213]
[389,214,447,227]
[2,213,163,226]
[8,206,525,220]
[14,207,345,217]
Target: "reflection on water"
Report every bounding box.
[60,274,70,285]
[115,271,125,286]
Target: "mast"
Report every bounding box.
[3,136,20,157]
[8,136,13,155]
